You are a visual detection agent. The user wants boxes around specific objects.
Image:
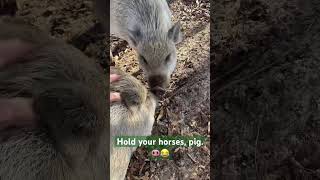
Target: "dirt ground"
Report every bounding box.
[212,0,320,179]
[4,0,210,179]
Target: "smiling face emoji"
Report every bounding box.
[160,149,169,158]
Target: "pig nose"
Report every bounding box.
[148,75,168,97]
[148,75,167,89]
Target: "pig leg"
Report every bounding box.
[33,82,104,157]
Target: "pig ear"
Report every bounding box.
[0,98,36,131]
[0,39,34,68]
[128,28,142,47]
[168,21,182,44]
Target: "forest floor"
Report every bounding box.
[212,0,320,179]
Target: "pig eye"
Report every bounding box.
[140,55,148,65]
[165,54,171,64]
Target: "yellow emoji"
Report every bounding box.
[160,149,169,158]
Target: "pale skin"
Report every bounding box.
[110,74,121,102]
[0,40,120,130]
[0,40,36,130]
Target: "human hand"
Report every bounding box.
[110,74,121,102]
[0,40,36,131]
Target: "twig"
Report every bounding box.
[187,153,198,163]
[254,119,261,179]
[139,161,146,176]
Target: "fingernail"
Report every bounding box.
[110,92,121,102]
[110,74,121,82]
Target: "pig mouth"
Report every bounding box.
[150,86,166,98]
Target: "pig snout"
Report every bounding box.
[148,75,168,97]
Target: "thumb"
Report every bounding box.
[0,97,36,130]
[0,39,34,68]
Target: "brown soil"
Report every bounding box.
[3,0,211,179]
[212,0,320,179]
